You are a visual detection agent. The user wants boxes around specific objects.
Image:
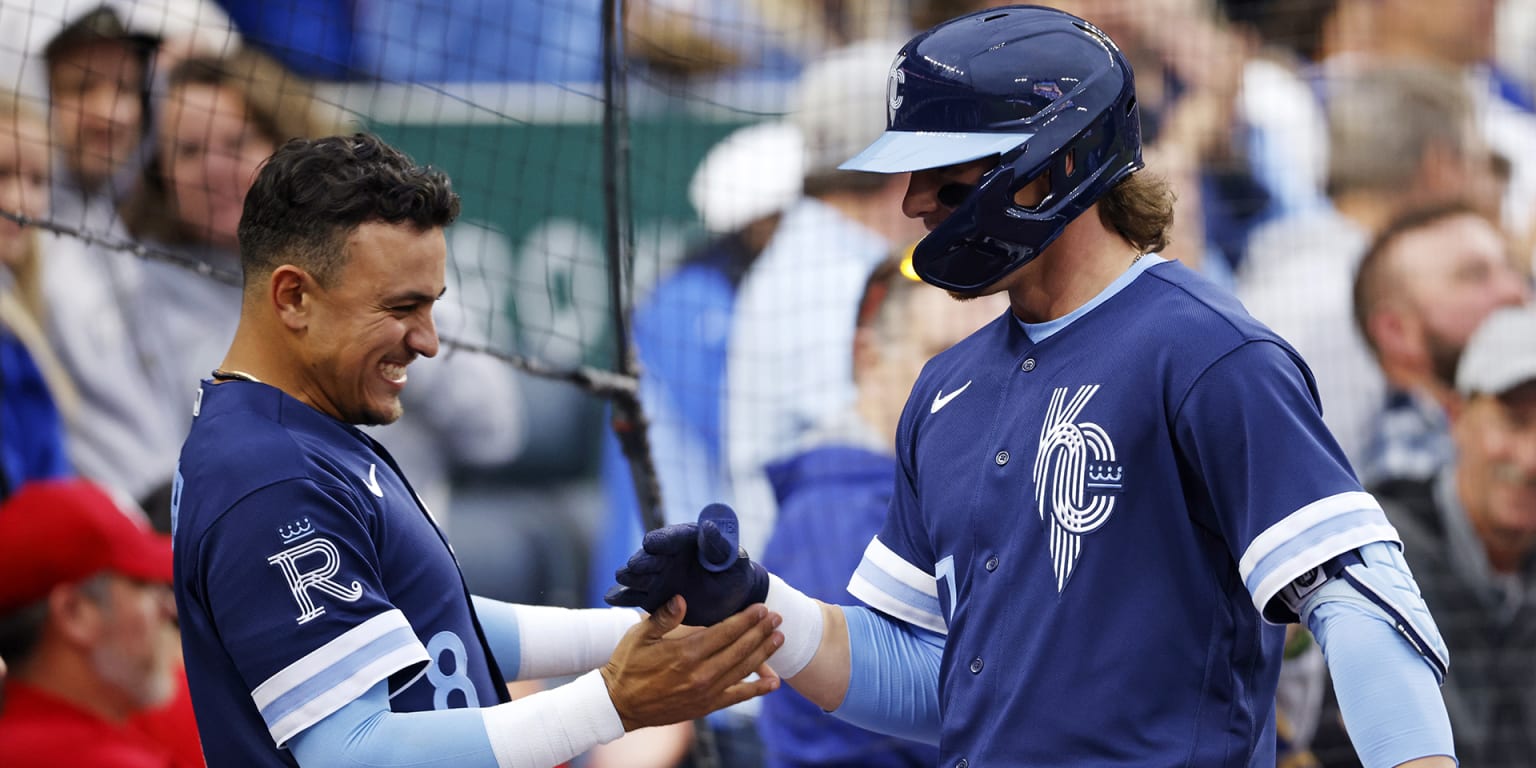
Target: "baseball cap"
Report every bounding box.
[1456,305,1536,397]
[0,479,173,613]
[44,5,161,65]
[688,121,804,234]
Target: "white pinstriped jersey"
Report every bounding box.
[849,257,1399,767]
[172,380,507,766]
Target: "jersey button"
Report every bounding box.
[1021,357,1036,372]
[994,450,1009,466]
[985,555,999,572]
[970,657,984,674]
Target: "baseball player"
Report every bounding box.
[609,7,1456,767]
[171,134,783,767]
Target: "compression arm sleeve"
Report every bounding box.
[1304,583,1456,767]
[472,596,640,680]
[288,671,623,768]
[831,605,943,745]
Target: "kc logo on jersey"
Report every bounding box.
[1033,385,1124,592]
[268,536,364,624]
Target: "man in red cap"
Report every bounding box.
[0,478,201,766]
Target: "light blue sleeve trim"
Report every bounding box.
[1304,586,1456,768]
[471,595,522,680]
[834,606,942,745]
[288,679,500,767]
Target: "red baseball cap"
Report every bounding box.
[0,478,173,612]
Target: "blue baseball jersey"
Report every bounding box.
[172,380,508,766]
[848,257,1399,767]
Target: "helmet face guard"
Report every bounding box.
[842,5,1144,292]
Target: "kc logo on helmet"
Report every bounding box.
[887,54,906,124]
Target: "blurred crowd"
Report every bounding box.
[0,0,1534,766]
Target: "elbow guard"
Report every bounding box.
[1283,540,1449,684]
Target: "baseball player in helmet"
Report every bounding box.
[611,6,1456,766]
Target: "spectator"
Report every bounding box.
[1060,0,1264,282]
[587,119,804,768]
[0,478,202,767]
[119,48,525,524]
[1362,0,1536,247]
[1353,203,1530,487]
[1238,61,1502,466]
[1226,0,1338,222]
[41,4,158,233]
[726,39,927,556]
[37,4,179,519]
[0,90,75,500]
[1373,304,1536,766]
[9,1,237,518]
[756,252,1004,768]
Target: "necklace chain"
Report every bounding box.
[210,369,263,384]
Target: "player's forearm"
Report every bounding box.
[1308,598,1455,767]
[473,596,640,680]
[1394,758,1455,767]
[289,672,623,768]
[761,574,850,709]
[785,601,853,709]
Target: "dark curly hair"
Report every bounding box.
[237,133,461,289]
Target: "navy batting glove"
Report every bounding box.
[604,503,770,626]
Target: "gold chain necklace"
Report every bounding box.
[210,369,263,384]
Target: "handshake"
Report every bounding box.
[605,503,771,626]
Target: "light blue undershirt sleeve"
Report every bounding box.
[1304,584,1456,767]
[471,595,522,680]
[833,605,943,745]
[288,680,499,767]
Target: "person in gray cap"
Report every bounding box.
[42,4,160,232]
[1371,304,1536,767]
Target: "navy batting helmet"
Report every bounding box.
[841,5,1143,292]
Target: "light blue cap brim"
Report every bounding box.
[838,130,1033,173]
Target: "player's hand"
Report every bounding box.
[601,595,782,731]
[604,503,771,626]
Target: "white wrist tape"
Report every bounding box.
[513,606,641,680]
[481,669,625,768]
[764,573,823,678]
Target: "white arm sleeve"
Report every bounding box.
[472,596,640,680]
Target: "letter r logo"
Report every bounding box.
[267,537,364,624]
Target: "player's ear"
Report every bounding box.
[270,265,313,331]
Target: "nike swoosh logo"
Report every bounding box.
[364,464,384,498]
[931,380,973,414]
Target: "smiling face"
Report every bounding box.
[294,221,446,425]
[159,82,277,249]
[1456,382,1536,570]
[47,39,146,191]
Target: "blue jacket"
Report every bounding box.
[0,330,71,499]
[757,442,939,768]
